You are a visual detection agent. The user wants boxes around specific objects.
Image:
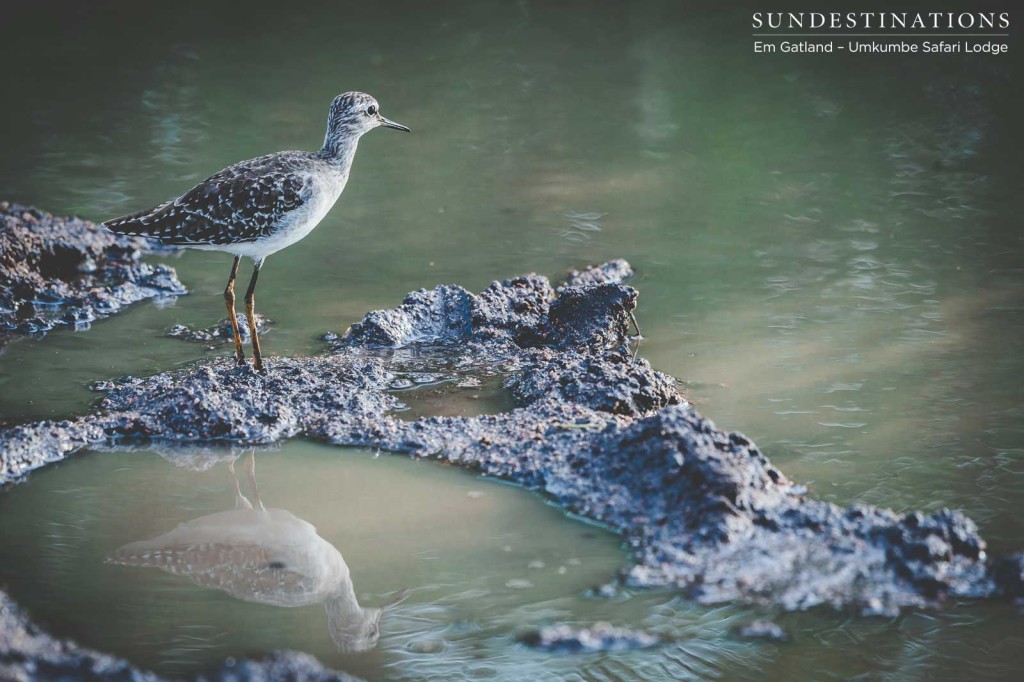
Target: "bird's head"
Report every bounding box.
[326,91,410,140]
[325,588,409,653]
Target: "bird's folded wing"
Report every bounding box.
[104,155,314,245]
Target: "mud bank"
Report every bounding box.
[1,254,1022,678]
[0,203,186,341]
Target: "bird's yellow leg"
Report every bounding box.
[245,450,265,510]
[224,256,246,365]
[244,260,264,371]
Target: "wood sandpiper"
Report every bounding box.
[104,91,409,370]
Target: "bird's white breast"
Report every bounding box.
[224,170,347,260]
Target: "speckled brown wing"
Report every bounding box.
[104,152,314,246]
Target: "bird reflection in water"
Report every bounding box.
[108,451,405,652]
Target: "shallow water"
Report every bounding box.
[1,0,1023,678]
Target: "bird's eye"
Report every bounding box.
[367,105,378,116]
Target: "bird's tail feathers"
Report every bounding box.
[102,201,173,237]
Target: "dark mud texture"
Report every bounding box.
[0,202,186,341]
[2,258,1023,677]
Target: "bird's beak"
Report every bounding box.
[379,116,411,132]
[382,588,410,609]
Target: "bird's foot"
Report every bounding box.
[234,351,247,367]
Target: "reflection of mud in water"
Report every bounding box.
[392,372,517,421]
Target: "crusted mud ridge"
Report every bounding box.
[0,202,186,341]
[1,251,1022,678]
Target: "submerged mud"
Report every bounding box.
[0,203,186,341]
[518,622,662,653]
[735,620,788,643]
[1,256,1022,679]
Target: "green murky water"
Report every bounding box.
[1,0,1022,679]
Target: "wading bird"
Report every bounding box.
[104,92,409,370]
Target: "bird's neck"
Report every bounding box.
[326,578,361,615]
[324,580,373,648]
[318,129,361,167]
